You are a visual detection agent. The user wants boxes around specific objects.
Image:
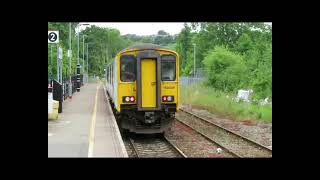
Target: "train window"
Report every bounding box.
[120,55,136,82]
[108,66,110,83]
[111,65,113,85]
[107,66,109,83]
[106,66,109,83]
[161,55,176,81]
[109,65,111,84]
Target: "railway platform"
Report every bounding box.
[48,82,128,157]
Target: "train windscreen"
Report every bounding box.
[120,55,136,82]
[161,55,176,81]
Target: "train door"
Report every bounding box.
[141,59,156,108]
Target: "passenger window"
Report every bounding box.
[120,55,136,82]
[161,55,176,81]
[107,67,109,83]
[111,65,113,85]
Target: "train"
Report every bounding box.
[105,43,179,134]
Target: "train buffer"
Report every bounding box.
[48,82,128,157]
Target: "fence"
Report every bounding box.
[48,74,85,113]
[180,76,205,86]
[179,68,206,86]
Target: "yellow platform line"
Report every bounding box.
[88,83,100,157]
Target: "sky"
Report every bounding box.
[77,22,272,36]
[78,22,185,36]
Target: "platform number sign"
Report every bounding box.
[48,31,59,43]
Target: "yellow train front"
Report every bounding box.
[105,43,179,134]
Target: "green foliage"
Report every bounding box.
[203,46,248,92]
[48,23,131,79]
[181,22,272,100]
[234,33,253,54]
[166,42,176,51]
[176,23,193,74]
[178,22,272,120]
[249,43,272,99]
[180,84,272,122]
[180,50,195,75]
[47,22,272,105]
[48,22,80,79]
[48,22,79,51]
[122,30,175,46]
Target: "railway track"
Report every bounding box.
[172,118,241,157]
[177,108,272,158]
[127,135,186,158]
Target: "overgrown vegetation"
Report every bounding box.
[180,84,272,123]
[203,46,248,92]
[176,22,272,100]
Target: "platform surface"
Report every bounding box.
[48,82,128,157]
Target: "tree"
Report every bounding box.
[122,31,175,46]
[48,23,132,78]
[80,25,132,76]
[158,30,168,36]
[203,46,248,92]
[235,33,253,54]
[250,43,272,99]
[176,23,192,74]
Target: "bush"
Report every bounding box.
[247,43,272,99]
[203,46,248,92]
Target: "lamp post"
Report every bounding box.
[50,44,52,79]
[76,23,89,92]
[86,43,89,82]
[76,24,81,92]
[68,22,72,98]
[82,34,86,85]
[193,43,196,79]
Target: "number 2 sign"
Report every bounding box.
[48,30,59,43]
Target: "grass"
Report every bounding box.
[180,84,272,123]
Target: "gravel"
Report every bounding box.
[180,105,272,149]
[176,112,271,157]
[165,120,235,157]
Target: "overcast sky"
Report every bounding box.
[78,22,185,36]
[77,22,272,36]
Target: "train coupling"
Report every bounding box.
[144,112,155,124]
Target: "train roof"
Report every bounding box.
[119,43,172,52]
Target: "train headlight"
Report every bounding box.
[123,96,135,103]
[162,96,174,102]
[163,96,167,101]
